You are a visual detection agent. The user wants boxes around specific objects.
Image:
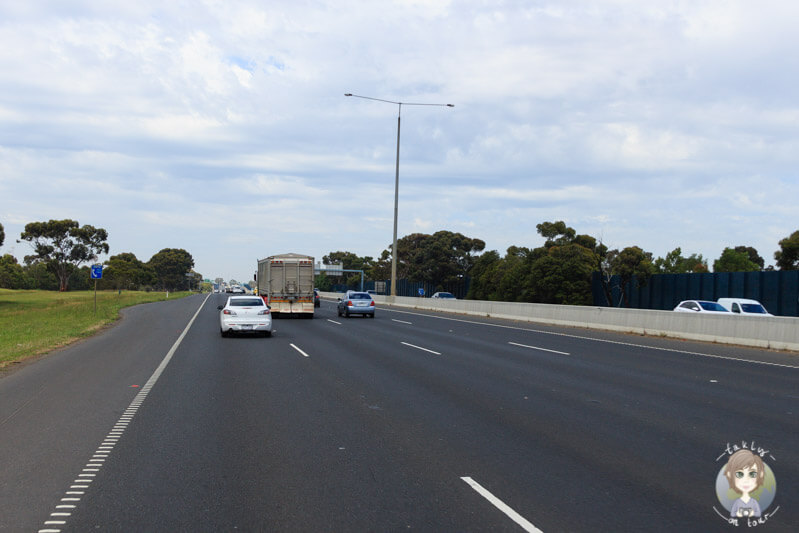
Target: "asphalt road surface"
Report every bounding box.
[1,293,797,532]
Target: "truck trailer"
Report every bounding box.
[256,254,315,317]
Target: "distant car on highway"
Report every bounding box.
[431,292,456,299]
[717,298,773,316]
[673,300,730,314]
[218,296,273,337]
[337,291,375,318]
[231,286,245,294]
[314,288,321,308]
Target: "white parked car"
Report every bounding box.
[717,298,773,317]
[218,296,272,337]
[431,291,456,299]
[673,300,731,314]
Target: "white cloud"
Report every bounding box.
[1,1,798,278]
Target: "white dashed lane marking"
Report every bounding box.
[401,342,441,355]
[508,342,570,356]
[461,476,542,532]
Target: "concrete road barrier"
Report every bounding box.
[322,292,799,352]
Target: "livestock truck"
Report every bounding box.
[256,254,315,318]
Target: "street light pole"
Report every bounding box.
[345,93,454,299]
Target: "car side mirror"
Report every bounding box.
[217,305,223,310]
[337,298,342,302]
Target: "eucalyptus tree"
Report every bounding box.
[19,219,109,291]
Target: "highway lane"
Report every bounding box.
[0,293,209,531]
[2,294,796,531]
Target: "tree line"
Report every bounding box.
[317,223,799,305]
[0,219,199,292]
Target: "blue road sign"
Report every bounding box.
[90,264,103,279]
[418,288,425,297]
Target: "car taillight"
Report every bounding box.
[223,309,236,315]
[258,309,270,315]
[347,300,353,306]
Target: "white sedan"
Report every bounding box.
[218,296,273,337]
[673,300,731,314]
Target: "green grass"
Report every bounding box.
[0,289,193,368]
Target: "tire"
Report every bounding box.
[220,328,229,337]
[263,331,272,338]
[369,313,374,318]
[345,309,350,318]
[337,308,342,317]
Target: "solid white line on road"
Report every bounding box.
[392,319,413,325]
[327,319,342,325]
[38,293,212,533]
[379,306,799,369]
[401,342,441,355]
[461,477,543,533]
[290,343,311,358]
[508,342,570,356]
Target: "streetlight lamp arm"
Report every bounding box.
[345,93,454,108]
[344,92,453,298]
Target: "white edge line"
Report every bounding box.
[401,341,441,355]
[508,342,570,356]
[392,318,413,324]
[327,319,342,325]
[461,477,542,533]
[290,343,311,358]
[39,292,211,532]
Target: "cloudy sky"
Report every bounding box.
[2,1,798,282]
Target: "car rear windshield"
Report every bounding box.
[349,293,372,300]
[699,301,727,312]
[230,299,264,306]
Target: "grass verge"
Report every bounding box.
[0,289,193,369]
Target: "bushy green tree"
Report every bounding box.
[68,265,93,290]
[407,231,485,286]
[605,246,656,307]
[733,246,764,270]
[468,221,603,305]
[775,230,799,270]
[374,231,485,287]
[323,251,374,287]
[102,252,154,290]
[0,254,29,289]
[654,247,708,273]
[314,274,333,291]
[148,248,194,291]
[531,244,597,305]
[713,248,760,272]
[19,219,109,291]
[22,259,59,290]
[466,250,501,300]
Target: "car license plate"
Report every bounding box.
[241,324,253,330]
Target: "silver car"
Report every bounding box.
[218,296,273,337]
[337,291,375,318]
